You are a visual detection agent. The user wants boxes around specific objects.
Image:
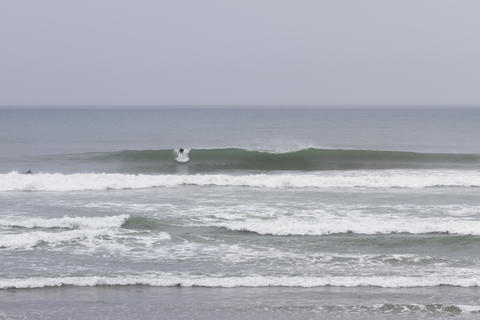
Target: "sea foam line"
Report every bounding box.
[0,229,115,250]
[2,170,480,191]
[1,274,480,289]
[214,218,480,236]
[0,214,130,229]
[317,303,480,314]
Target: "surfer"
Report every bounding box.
[23,170,33,174]
[175,148,189,163]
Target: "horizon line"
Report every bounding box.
[1,104,480,110]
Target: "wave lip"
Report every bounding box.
[3,170,480,191]
[2,273,480,289]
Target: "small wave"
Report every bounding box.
[0,214,171,250]
[0,227,171,250]
[0,214,130,229]
[1,273,480,289]
[2,170,480,191]
[0,228,115,250]
[215,218,480,236]
[0,214,130,249]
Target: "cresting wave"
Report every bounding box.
[2,273,480,289]
[72,147,480,171]
[0,214,131,250]
[3,170,480,191]
[214,218,480,236]
[0,214,129,229]
[0,214,170,250]
[0,229,117,250]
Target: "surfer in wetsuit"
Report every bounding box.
[23,170,33,174]
[175,148,189,163]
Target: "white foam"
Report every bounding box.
[315,303,480,314]
[0,214,130,229]
[1,273,480,289]
[244,144,318,153]
[0,228,115,250]
[2,170,480,191]
[214,216,480,236]
[458,305,480,313]
[82,202,171,212]
[0,214,171,250]
[364,303,480,314]
[179,201,480,236]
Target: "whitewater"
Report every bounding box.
[3,169,480,191]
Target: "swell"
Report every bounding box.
[73,148,480,172]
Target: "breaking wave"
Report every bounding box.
[0,229,116,250]
[2,273,480,289]
[2,170,480,191]
[215,218,480,236]
[0,214,129,229]
[0,214,170,250]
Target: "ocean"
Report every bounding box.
[1,107,480,319]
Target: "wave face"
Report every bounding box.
[75,148,480,172]
[2,170,480,191]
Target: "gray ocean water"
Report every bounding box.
[1,107,480,319]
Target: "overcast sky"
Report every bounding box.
[1,0,480,106]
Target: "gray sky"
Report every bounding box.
[1,0,480,106]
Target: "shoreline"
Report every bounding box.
[1,286,479,319]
